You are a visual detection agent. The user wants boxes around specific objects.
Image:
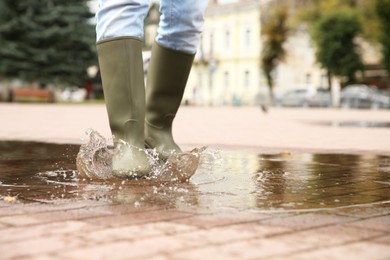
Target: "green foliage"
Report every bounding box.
[0,0,96,87]
[261,5,289,101]
[296,0,380,43]
[376,0,390,77]
[312,11,363,85]
[356,1,381,42]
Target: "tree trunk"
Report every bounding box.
[327,69,335,107]
[267,74,275,106]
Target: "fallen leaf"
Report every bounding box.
[4,195,18,203]
[279,151,293,157]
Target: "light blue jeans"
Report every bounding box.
[96,0,209,54]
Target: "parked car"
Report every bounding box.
[372,89,390,109]
[280,88,331,107]
[57,87,87,102]
[340,85,390,109]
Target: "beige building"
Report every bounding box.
[185,0,263,106]
[183,0,328,106]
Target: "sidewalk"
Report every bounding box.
[0,104,389,259]
[1,103,390,154]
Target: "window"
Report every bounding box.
[244,70,250,88]
[198,72,203,89]
[320,74,327,88]
[305,73,311,85]
[225,30,230,49]
[244,29,251,48]
[209,32,214,55]
[224,71,230,88]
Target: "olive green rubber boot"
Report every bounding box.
[145,42,195,160]
[97,37,151,178]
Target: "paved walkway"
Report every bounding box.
[1,103,390,154]
[0,104,389,259]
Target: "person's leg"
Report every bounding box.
[96,0,149,42]
[155,0,209,54]
[145,0,209,160]
[96,0,151,178]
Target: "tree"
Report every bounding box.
[296,0,380,43]
[376,0,390,81]
[261,5,289,104]
[0,0,96,87]
[312,11,363,88]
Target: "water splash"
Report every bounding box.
[76,129,113,179]
[76,129,206,182]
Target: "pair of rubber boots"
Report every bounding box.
[97,37,194,178]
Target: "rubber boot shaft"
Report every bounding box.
[145,42,195,159]
[97,37,151,178]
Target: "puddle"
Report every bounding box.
[308,120,390,128]
[1,139,390,212]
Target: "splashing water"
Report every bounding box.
[76,129,113,179]
[76,129,206,182]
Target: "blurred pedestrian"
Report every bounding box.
[96,0,209,178]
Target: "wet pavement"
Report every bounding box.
[0,104,390,259]
[1,141,390,212]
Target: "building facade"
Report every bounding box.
[184,0,263,106]
[183,0,329,106]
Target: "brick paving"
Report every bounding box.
[0,103,390,259]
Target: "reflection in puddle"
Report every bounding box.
[0,141,389,213]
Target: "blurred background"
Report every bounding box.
[0,0,389,109]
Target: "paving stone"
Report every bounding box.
[0,207,113,227]
[83,209,193,227]
[172,222,290,245]
[0,206,29,217]
[76,221,198,243]
[0,215,42,226]
[92,203,163,215]
[0,222,8,229]
[0,201,11,207]
[56,236,200,259]
[258,213,356,230]
[170,211,271,229]
[346,215,390,232]
[55,222,290,259]
[372,235,390,246]
[169,237,306,259]
[0,200,108,217]
[0,235,87,259]
[271,224,384,249]
[286,241,390,260]
[0,220,96,243]
[16,255,58,260]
